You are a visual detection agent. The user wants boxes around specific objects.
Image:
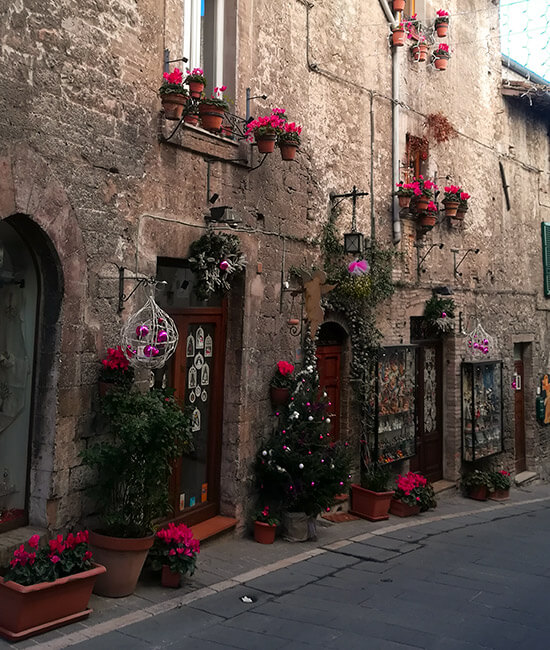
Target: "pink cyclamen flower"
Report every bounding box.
[28,534,40,548]
[50,555,61,564]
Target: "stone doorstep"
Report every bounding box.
[190,515,237,542]
[432,480,457,495]
[514,471,538,486]
[0,525,47,567]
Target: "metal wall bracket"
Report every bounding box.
[116,265,159,314]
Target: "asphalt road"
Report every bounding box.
[64,497,550,649]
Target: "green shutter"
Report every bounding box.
[542,223,550,297]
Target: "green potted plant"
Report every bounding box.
[81,388,194,597]
[434,9,450,37]
[278,120,302,161]
[244,109,286,154]
[489,470,511,501]
[253,506,280,544]
[390,471,437,517]
[391,22,406,47]
[148,523,200,588]
[269,360,295,407]
[158,68,188,120]
[423,295,456,335]
[184,67,206,98]
[350,462,395,521]
[461,469,492,501]
[199,85,230,132]
[418,200,438,229]
[433,43,451,70]
[411,35,429,62]
[98,345,135,397]
[0,531,105,641]
[442,185,462,217]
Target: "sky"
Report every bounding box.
[500,0,550,82]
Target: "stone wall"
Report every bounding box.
[1,0,549,534]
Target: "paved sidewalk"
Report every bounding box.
[3,481,550,649]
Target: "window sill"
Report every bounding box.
[158,115,250,167]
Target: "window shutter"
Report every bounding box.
[541,223,550,297]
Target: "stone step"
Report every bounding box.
[514,471,538,486]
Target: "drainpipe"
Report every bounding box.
[378,0,401,244]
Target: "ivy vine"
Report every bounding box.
[320,207,397,452]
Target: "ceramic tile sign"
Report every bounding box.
[205,335,213,358]
[189,391,196,403]
[186,334,195,357]
[196,327,204,350]
[201,483,208,502]
[188,366,197,389]
[201,363,209,386]
[192,408,201,432]
[189,496,196,507]
[201,390,207,402]
[194,352,204,369]
[179,493,185,511]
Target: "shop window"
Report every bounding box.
[183,0,236,95]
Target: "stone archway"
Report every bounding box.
[0,145,88,532]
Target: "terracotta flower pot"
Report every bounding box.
[254,521,277,544]
[443,200,460,217]
[489,488,510,501]
[255,134,277,153]
[389,498,420,517]
[392,29,405,47]
[434,56,449,71]
[198,103,225,132]
[398,195,411,208]
[161,565,181,588]
[279,141,299,161]
[88,531,154,598]
[411,43,429,62]
[415,196,430,212]
[419,213,437,229]
[436,23,448,38]
[455,208,468,220]
[184,114,199,126]
[350,484,395,521]
[468,485,488,501]
[187,81,204,99]
[393,0,405,11]
[0,563,106,641]
[160,93,188,121]
[270,385,290,407]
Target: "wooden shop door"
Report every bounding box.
[168,310,226,526]
[410,342,443,482]
[316,344,341,440]
[514,358,526,473]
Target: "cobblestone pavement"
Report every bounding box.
[5,483,550,649]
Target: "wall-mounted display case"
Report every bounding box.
[461,361,503,461]
[372,346,417,464]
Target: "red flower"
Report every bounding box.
[277,361,295,376]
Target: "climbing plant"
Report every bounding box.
[320,208,397,452]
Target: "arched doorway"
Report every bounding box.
[0,220,39,531]
[316,322,348,441]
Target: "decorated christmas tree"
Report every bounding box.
[255,336,352,517]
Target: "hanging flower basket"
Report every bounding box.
[121,296,179,370]
[415,196,431,212]
[160,94,188,121]
[256,133,277,153]
[455,207,468,220]
[393,0,405,11]
[411,42,429,62]
[185,68,206,99]
[435,10,450,38]
[398,195,411,208]
[436,22,448,37]
[443,200,460,217]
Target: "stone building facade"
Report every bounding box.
[0,0,549,546]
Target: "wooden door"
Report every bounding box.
[166,310,226,526]
[316,345,341,440]
[410,342,443,482]
[514,359,526,473]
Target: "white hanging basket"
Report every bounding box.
[465,322,495,359]
[121,296,179,369]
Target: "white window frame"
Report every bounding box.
[183,0,225,90]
